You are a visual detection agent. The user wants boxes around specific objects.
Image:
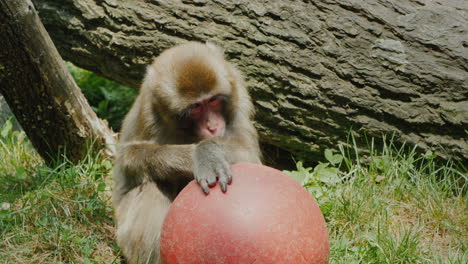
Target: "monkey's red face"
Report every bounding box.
[188,95,227,138]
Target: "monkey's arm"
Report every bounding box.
[117,141,195,187]
[116,138,258,195]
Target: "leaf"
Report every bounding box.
[102,160,113,170]
[284,170,309,185]
[423,151,436,159]
[363,233,378,247]
[307,186,324,199]
[16,131,26,143]
[38,216,49,226]
[324,149,333,163]
[314,163,341,184]
[324,149,343,165]
[97,182,106,192]
[15,167,27,180]
[1,119,13,138]
[283,161,312,185]
[372,156,390,170]
[98,100,109,112]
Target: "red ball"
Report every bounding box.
[160,163,329,264]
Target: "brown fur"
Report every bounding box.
[113,42,261,263]
[176,57,218,99]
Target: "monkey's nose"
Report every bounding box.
[206,120,217,131]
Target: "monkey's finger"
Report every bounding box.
[207,174,217,187]
[220,181,227,192]
[218,159,232,184]
[215,166,224,178]
[224,166,233,184]
[199,180,210,194]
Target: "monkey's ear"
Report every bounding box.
[206,42,225,56]
[140,64,158,92]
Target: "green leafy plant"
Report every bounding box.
[284,149,343,199]
[67,63,137,131]
[285,135,466,263]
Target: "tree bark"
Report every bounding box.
[29,0,468,162]
[0,0,116,164]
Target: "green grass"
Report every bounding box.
[0,119,466,263]
[285,134,467,263]
[0,119,118,263]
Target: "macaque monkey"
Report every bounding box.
[113,42,261,263]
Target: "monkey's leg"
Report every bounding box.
[115,182,170,264]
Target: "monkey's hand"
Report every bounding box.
[194,141,232,194]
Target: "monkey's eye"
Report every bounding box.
[208,97,223,110]
[190,103,203,119]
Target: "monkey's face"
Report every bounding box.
[179,94,229,139]
[144,42,238,139]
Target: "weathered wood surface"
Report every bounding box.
[32,0,468,162]
[0,0,116,164]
